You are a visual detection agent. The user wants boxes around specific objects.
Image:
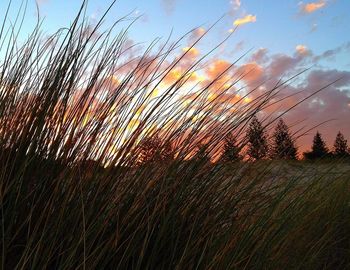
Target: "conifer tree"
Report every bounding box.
[137,135,174,165]
[246,116,268,160]
[271,118,297,159]
[193,143,211,162]
[220,134,241,162]
[333,131,349,157]
[303,131,328,159]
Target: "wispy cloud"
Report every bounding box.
[310,23,318,32]
[233,14,256,26]
[300,0,326,14]
[250,48,268,63]
[188,27,206,44]
[161,0,178,15]
[229,0,241,15]
[231,0,241,10]
[313,42,350,62]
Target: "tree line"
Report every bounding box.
[136,116,349,164]
[221,116,349,162]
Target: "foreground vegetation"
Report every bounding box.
[1,1,350,269]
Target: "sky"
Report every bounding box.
[1,0,350,153]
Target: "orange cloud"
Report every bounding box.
[163,68,199,85]
[295,45,310,56]
[202,60,233,93]
[301,0,326,13]
[205,59,232,79]
[182,47,200,59]
[236,62,263,83]
[163,68,182,85]
[233,14,257,26]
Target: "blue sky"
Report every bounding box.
[2,0,349,66]
[1,0,350,150]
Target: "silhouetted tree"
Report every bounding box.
[303,131,329,160]
[246,116,268,160]
[333,131,349,158]
[271,118,297,160]
[193,143,211,163]
[220,134,241,162]
[137,135,174,165]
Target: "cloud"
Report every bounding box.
[313,43,350,63]
[264,46,313,79]
[177,48,350,154]
[282,69,350,152]
[188,27,206,44]
[236,62,263,83]
[268,54,303,78]
[183,47,350,154]
[250,48,268,63]
[199,59,236,102]
[161,0,178,15]
[234,40,245,52]
[229,0,241,16]
[295,45,310,56]
[314,49,338,62]
[231,0,241,10]
[233,14,257,26]
[310,23,318,32]
[247,51,350,153]
[300,0,326,14]
[205,59,232,79]
[162,69,199,85]
[182,47,200,59]
[161,47,202,86]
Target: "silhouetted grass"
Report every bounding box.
[0,1,349,269]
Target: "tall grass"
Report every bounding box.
[0,1,349,269]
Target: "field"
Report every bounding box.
[2,154,350,269]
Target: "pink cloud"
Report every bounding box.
[250,48,268,64]
[236,62,263,84]
[232,46,350,153]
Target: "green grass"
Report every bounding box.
[0,1,350,269]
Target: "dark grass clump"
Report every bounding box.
[0,1,350,269]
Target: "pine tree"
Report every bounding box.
[137,135,174,165]
[333,131,349,157]
[220,134,241,162]
[303,131,328,159]
[193,143,210,162]
[271,118,297,160]
[246,116,268,160]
